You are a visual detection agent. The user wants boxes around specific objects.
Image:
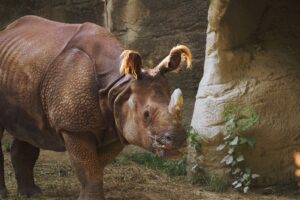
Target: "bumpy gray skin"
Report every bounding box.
[0,16,187,200]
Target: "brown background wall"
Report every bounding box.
[0,0,105,25]
[0,0,208,124]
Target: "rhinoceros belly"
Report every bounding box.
[0,94,65,151]
[6,124,66,152]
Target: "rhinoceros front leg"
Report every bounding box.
[10,139,41,197]
[0,128,7,198]
[63,132,105,200]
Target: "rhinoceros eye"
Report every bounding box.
[144,110,150,119]
[143,110,151,123]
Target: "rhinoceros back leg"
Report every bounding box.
[10,139,41,197]
[0,128,7,198]
[62,132,104,200]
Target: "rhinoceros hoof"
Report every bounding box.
[18,185,42,197]
[0,187,8,198]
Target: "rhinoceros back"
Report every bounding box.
[0,16,79,148]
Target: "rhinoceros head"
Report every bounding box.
[114,45,192,159]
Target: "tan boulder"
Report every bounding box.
[191,0,300,185]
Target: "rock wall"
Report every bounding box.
[0,0,208,125]
[0,0,105,27]
[191,0,300,185]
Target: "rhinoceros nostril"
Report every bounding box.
[165,135,172,141]
[163,133,174,146]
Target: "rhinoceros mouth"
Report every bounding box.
[150,135,185,159]
[155,148,183,160]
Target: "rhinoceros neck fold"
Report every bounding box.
[98,75,132,146]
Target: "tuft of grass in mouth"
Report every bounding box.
[118,152,187,177]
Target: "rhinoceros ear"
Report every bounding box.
[154,45,192,74]
[120,50,142,79]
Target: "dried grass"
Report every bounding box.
[1,150,298,200]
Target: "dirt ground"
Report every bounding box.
[0,150,298,200]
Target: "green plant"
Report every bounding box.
[187,127,230,192]
[120,152,187,176]
[207,175,230,192]
[187,126,202,152]
[191,172,229,193]
[217,107,259,193]
[190,171,209,185]
[2,142,11,153]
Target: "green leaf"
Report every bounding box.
[241,114,259,131]
[235,182,242,189]
[245,168,251,174]
[216,144,226,151]
[236,155,244,162]
[230,136,239,146]
[232,168,241,175]
[252,174,260,179]
[243,173,250,180]
[224,134,231,140]
[221,155,233,165]
[225,155,234,165]
[243,186,249,193]
[228,147,234,154]
[245,180,251,186]
[225,118,235,127]
[232,181,238,186]
[247,137,256,147]
[231,160,237,166]
[220,155,229,164]
[239,137,248,144]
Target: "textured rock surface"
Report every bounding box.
[0,0,105,27]
[191,0,300,186]
[0,0,208,125]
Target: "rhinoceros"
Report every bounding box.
[0,16,191,200]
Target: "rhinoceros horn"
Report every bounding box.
[168,88,183,122]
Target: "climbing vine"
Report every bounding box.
[217,107,260,193]
[188,127,231,192]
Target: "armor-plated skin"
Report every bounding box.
[0,16,190,200]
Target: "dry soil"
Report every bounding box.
[1,150,299,200]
